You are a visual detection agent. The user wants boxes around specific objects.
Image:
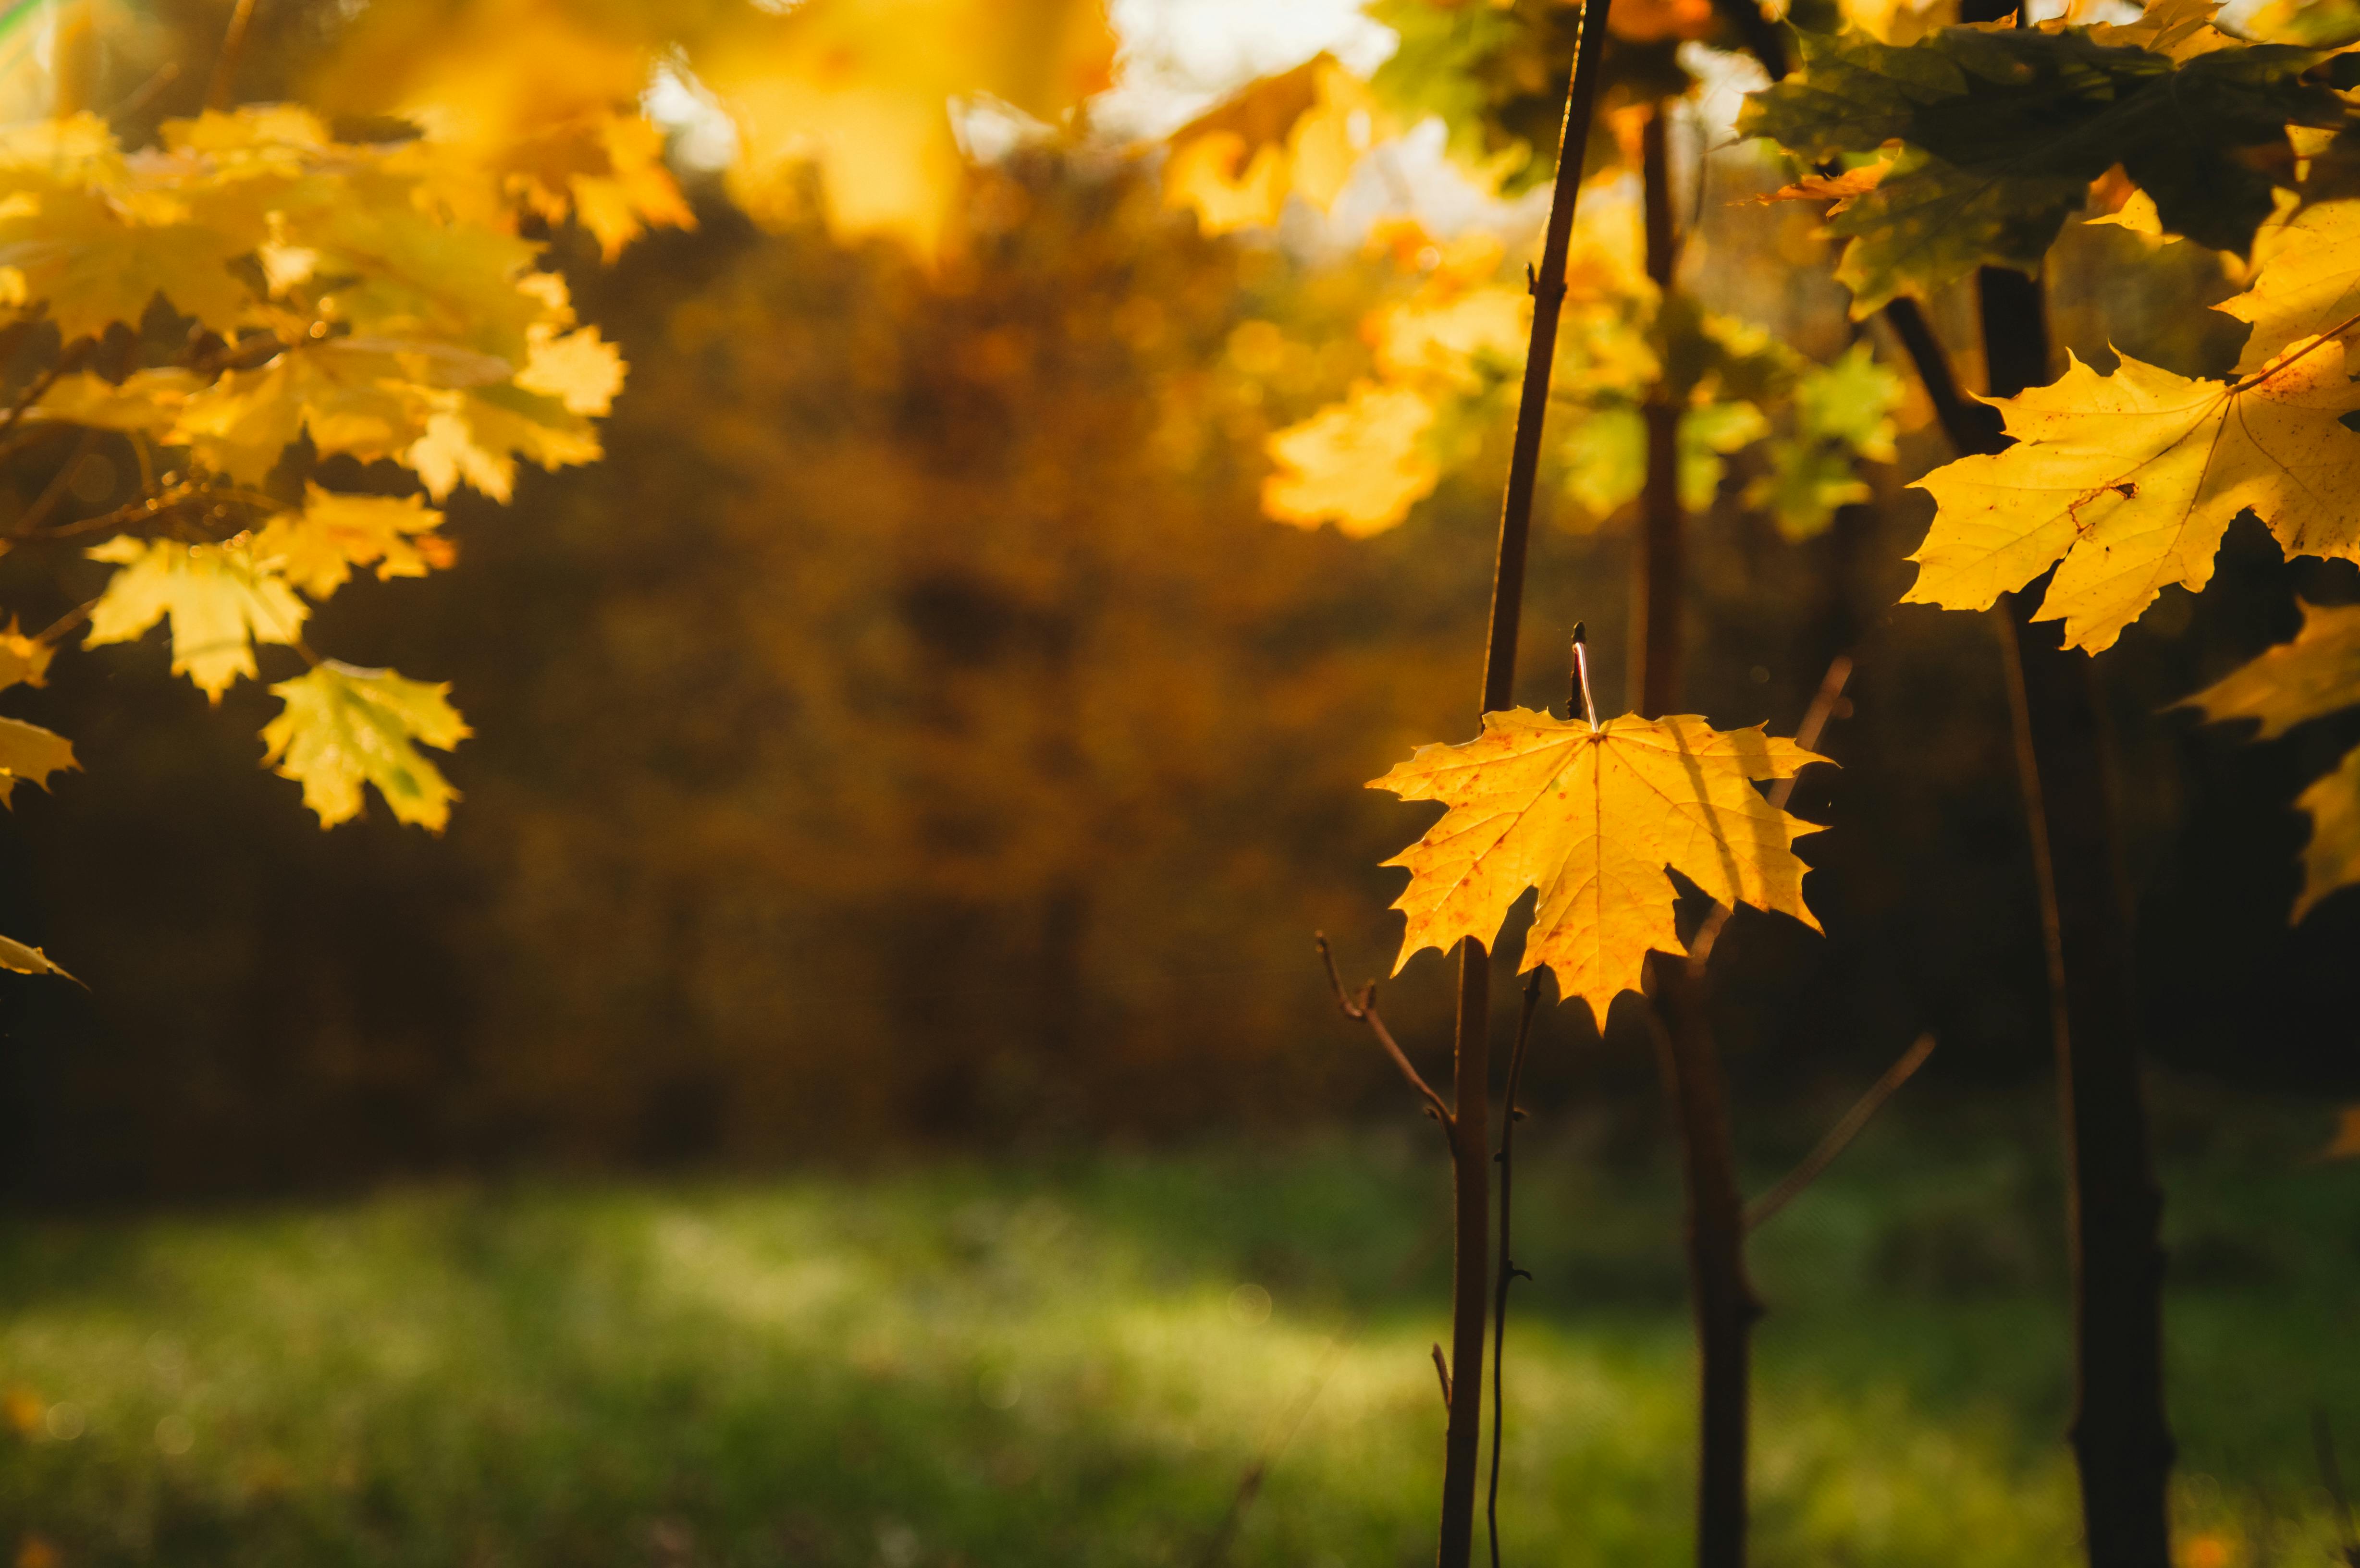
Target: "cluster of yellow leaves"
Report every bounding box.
[1162,55,1388,236]
[1370,708,1829,1023]
[308,0,694,261]
[2185,600,2360,919]
[0,106,605,837]
[1905,200,2360,654]
[9,110,622,500]
[1263,228,1531,536]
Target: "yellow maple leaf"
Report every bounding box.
[2289,744,2360,921]
[1368,242,1530,390]
[307,0,691,257]
[0,714,74,807]
[174,343,448,484]
[0,621,52,691]
[0,115,262,343]
[2216,199,2360,375]
[1905,337,2360,652]
[1370,709,1829,1025]
[2185,599,2360,739]
[33,367,201,435]
[2186,600,2360,919]
[1262,381,1439,538]
[0,931,74,980]
[252,486,452,599]
[262,661,469,831]
[405,388,602,503]
[83,538,306,701]
[1164,54,1385,236]
[517,324,626,416]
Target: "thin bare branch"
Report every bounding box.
[9,429,100,541]
[19,479,204,543]
[1316,933,1455,1133]
[207,0,260,112]
[1688,653,1853,971]
[0,345,90,448]
[1486,970,1545,1568]
[35,597,99,647]
[1746,1033,1937,1231]
[1431,1343,1454,1410]
[106,61,182,125]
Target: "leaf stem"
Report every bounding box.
[1571,622,1599,730]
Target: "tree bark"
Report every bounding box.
[1975,263,2175,1568]
[1634,102,1757,1568]
[1647,954,1759,1568]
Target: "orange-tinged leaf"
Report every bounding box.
[1755,161,1889,207]
[1370,709,1830,1026]
[1609,0,1718,43]
[2326,1105,2360,1159]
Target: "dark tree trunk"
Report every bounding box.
[1634,102,1757,1568]
[1976,262,2176,1568]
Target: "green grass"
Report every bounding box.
[1,1088,2356,1566]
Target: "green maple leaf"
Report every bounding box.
[263,662,470,830]
[1739,26,2343,313]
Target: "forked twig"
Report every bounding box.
[1432,1343,1454,1409]
[1317,932,1455,1137]
[1745,1032,1937,1231]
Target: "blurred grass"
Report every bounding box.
[0,1085,2355,1567]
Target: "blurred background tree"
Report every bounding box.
[0,0,2352,1206]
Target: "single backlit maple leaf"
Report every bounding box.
[1370,708,1830,1025]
